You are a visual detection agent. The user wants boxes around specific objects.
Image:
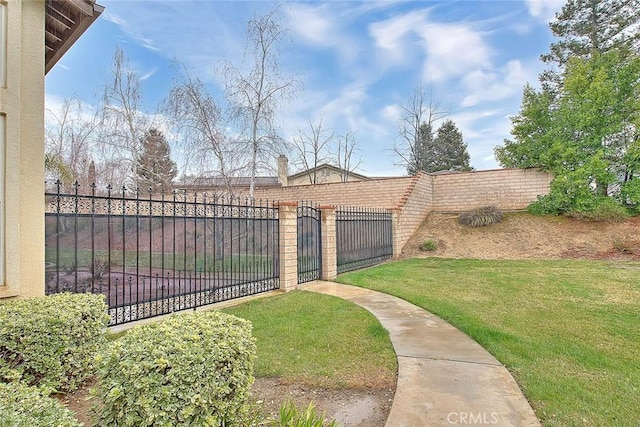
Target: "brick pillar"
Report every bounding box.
[391,208,402,258]
[319,206,337,281]
[277,202,298,291]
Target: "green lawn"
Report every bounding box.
[222,290,397,390]
[337,258,640,427]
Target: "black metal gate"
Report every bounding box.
[336,206,393,273]
[297,203,322,283]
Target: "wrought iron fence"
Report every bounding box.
[45,182,279,325]
[336,206,393,273]
[297,202,322,283]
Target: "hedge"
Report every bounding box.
[0,381,82,427]
[93,310,257,426]
[0,292,109,393]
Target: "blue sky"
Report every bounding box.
[45,0,566,177]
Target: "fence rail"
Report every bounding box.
[336,206,393,273]
[45,183,279,325]
[44,183,397,325]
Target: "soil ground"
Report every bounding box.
[58,377,395,426]
[403,212,640,261]
[59,212,640,426]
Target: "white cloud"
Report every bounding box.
[369,10,492,82]
[460,60,535,107]
[102,11,125,26]
[368,10,428,64]
[380,104,402,124]
[525,0,565,23]
[285,4,359,62]
[140,68,157,82]
[418,23,492,82]
[286,5,332,45]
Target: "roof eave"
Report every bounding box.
[45,0,104,74]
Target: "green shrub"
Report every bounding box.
[527,194,563,216]
[0,292,109,393]
[458,206,504,227]
[93,310,257,427]
[528,175,632,220]
[419,239,437,252]
[275,401,337,427]
[0,381,82,427]
[567,197,630,222]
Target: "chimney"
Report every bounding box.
[277,155,289,187]
[88,160,96,186]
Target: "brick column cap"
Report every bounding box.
[318,205,337,210]
[273,201,299,207]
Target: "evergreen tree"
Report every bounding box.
[497,0,640,215]
[134,128,178,193]
[432,120,472,172]
[540,0,640,91]
[496,50,640,213]
[407,120,471,174]
[407,123,433,175]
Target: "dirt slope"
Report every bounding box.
[403,212,640,260]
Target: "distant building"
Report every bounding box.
[287,163,370,186]
[173,155,370,193]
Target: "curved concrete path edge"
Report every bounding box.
[299,281,541,427]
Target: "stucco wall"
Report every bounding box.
[0,0,45,298]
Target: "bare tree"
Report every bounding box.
[224,7,298,197]
[291,115,334,184]
[394,85,448,175]
[45,96,99,189]
[164,68,243,194]
[99,46,151,187]
[336,129,362,182]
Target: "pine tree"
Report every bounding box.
[134,129,177,193]
[407,120,471,173]
[431,120,472,172]
[407,123,433,175]
[540,0,640,91]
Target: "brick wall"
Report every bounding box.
[251,176,415,208]
[394,173,433,250]
[249,168,552,252]
[430,168,552,213]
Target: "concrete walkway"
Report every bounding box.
[300,281,540,427]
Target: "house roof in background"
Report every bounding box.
[287,164,370,181]
[174,176,281,190]
[45,0,105,74]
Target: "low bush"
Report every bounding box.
[419,239,437,252]
[0,381,82,427]
[93,310,257,427]
[612,238,640,255]
[527,180,632,221]
[0,292,109,393]
[567,198,630,222]
[458,206,504,227]
[275,401,337,427]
